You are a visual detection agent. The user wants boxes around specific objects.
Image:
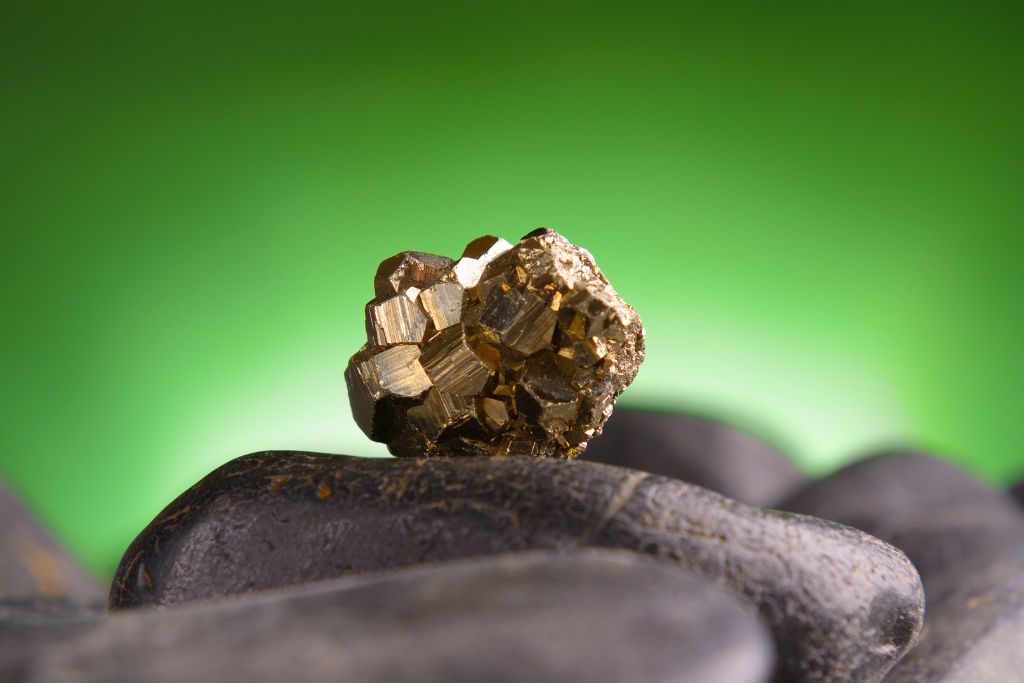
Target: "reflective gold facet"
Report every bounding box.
[344,343,432,442]
[478,397,510,431]
[419,281,463,330]
[374,251,453,298]
[408,389,474,439]
[462,235,513,261]
[367,294,429,346]
[371,345,432,397]
[419,325,490,397]
[346,228,645,459]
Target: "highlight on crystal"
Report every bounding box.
[345,228,645,459]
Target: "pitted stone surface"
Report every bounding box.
[109,451,923,683]
[781,451,1024,682]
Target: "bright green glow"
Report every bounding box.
[1,2,1022,577]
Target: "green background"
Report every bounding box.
[2,1,1022,578]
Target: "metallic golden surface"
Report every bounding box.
[419,325,491,397]
[418,282,463,331]
[346,229,645,458]
[374,251,453,299]
[365,294,428,345]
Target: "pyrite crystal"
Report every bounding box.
[345,229,645,458]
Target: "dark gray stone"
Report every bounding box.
[883,549,1024,683]
[0,479,103,604]
[582,408,806,506]
[780,451,1024,682]
[781,451,1024,584]
[0,597,103,622]
[109,451,923,683]
[3,550,775,683]
[1011,480,1024,507]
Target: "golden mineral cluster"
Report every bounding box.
[345,228,645,459]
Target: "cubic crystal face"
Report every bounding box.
[346,229,645,458]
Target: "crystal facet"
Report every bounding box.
[366,294,429,345]
[374,251,454,299]
[418,281,463,330]
[346,229,645,458]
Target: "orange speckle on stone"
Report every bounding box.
[137,562,154,593]
[160,505,192,525]
[268,475,291,493]
[317,481,332,499]
[15,536,66,597]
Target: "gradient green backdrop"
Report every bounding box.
[3,1,1022,577]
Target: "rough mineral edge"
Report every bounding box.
[345,228,645,458]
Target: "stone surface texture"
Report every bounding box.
[5,550,776,683]
[1011,479,1024,507]
[0,480,102,604]
[781,451,1024,682]
[781,451,1024,585]
[346,229,645,459]
[109,451,923,683]
[581,408,806,506]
